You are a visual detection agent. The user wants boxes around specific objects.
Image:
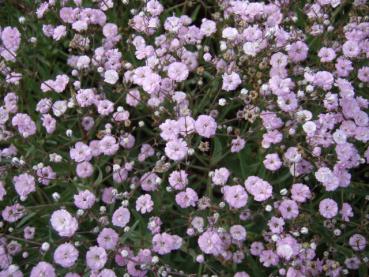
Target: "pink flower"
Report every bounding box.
[212,167,230,186]
[86,246,107,270]
[349,234,366,251]
[244,176,272,202]
[102,187,116,204]
[36,165,55,184]
[0,27,21,61]
[13,173,36,199]
[268,216,285,234]
[104,69,119,84]
[70,142,92,163]
[198,230,224,255]
[278,199,299,220]
[147,0,164,16]
[195,115,217,138]
[231,137,246,153]
[263,153,282,171]
[74,190,96,209]
[0,181,6,201]
[259,250,279,267]
[313,71,334,91]
[165,139,188,161]
[103,23,118,37]
[222,72,241,91]
[276,236,299,260]
[200,19,216,36]
[175,188,198,208]
[318,47,336,62]
[136,194,154,214]
[223,185,248,209]
[234,272,250,277]
[24,226,35,239]
[291,183,311,203]
[315,167,339,191]
[167,62,189,82]
[159,119,180,141]
[230,225,247,241]
[140,172,159,191]
[53,243,79,268]
[11,113,37,137]
[99,135,119,156]
[152,232,183,255]
[319,198,338,219]
[270,52,288,68]
[1,27,21,51]
[97,100,114,116]
[288,41,308,62]
[97,228,119,250]
[30,262,56,277]
[41,74,69,93]
[76,161,94,178]
[340,202,354,222]
[168,170,188,190]
[342,40,360,58]
[222,27,238,40]
[358,66,369,82]
[53,25,67,41]
[41,114,56,134]
[50,209,78,237]
[112,207,130,228]
[2,203,25,222]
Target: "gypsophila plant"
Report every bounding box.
[0,0,369,276]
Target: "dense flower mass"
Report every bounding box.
[0,0,369,276]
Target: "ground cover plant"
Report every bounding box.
[0,0,369,276]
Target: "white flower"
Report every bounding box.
[277,244,293,260]
[222,27,238,40]
[104,70,119,85]
[333,129,347,144]
[243,42,259,56]
[302,121,316,135]
[52,100,68,117]
[76,55,90,69]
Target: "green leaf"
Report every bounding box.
[120,220,140,243]
[94,167,104,187]
[246,255,266,277]
[16,212,36,228]
[191,5,201,21]
[211,137,223,165]
[359,264,368,277]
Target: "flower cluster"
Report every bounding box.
[0,0,368,276]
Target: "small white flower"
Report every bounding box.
[301,227,309,234]
[41,242,50,251]
[220,41,227,51]
[100,206,107,214]
[18,17,26,24]
[152,256,159,264]
[240,88,249,95]
[280,188,288,196]
[52,192,60,201]
[218,98,226,106]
